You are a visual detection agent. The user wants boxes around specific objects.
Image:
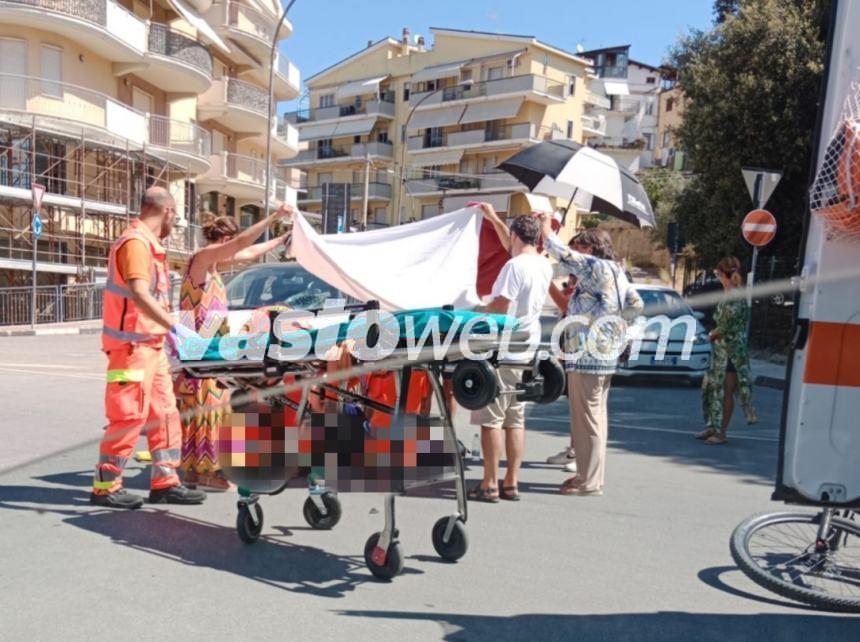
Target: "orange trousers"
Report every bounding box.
[93,344,181,493]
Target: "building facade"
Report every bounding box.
[0,0,299,287]
[283,27,593,229]
[655,81,688,171]
[580,45,662,173]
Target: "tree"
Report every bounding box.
[669,0,831,270]
[713,0,740,23]
[639,169,689,249]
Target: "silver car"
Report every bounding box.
[616,284,711,384]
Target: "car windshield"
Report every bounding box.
[638,289,691,318]
[226,265,346,310]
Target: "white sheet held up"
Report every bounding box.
[290,208,483,311]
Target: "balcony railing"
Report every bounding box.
[1,0,147,52]
[0,73,209,164]
[407,123,535,151]
[299,182,392,201]
[409,74,565,107]
[581,114,607,136]
[284,95,396,125]
[406,171,522,194]
[584,91,611,110]
[226,77,268,114]
[148,114,211,158]
[284,141,394,165]
[276,53,301,89]
[208,1,287,44]
[148,23,212,77]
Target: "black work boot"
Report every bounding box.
[90,489,145,510]
[148,484,207,505]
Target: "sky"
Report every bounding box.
[277,0,715,113]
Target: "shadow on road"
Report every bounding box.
[333,609,856,641]
[0,477,422,597]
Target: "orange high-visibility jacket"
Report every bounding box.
[102,219,171,352]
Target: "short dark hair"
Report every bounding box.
[510,214,541,246]
[569,229,616,261]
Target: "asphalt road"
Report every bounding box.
[0,334,857,641]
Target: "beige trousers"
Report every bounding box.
[568,371,612,491]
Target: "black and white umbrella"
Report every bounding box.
[497,139,656,228]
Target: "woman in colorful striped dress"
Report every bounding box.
[175,207,292,490]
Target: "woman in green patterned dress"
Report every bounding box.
[696,256,757,445]
[175,207,292,490]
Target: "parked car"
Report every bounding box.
[616,284,711,384]
[683,272,723,330]
[224,263,349,332]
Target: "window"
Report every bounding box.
[421,203,440,219]
[567,76,576,97]
[376,130,389,143]
[646,76,656,84]
[317,138,333,158]
[373,206,387,222]
[319,93,334,108]
[566,120,574,139]
[403,82,410,101]
[40,45,62,98]
[487,66,505,81]
[482,156,497,172]
[666,97,674,112]
[318,172,333,186]
[354,135,361,144]
[643,133,654,151]
[662,130,671,147]
[645,99,654,116]
[426,127,444,148]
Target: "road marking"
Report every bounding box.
[0,362,82,369]
[529,416,778,442]
[0,366,102,381]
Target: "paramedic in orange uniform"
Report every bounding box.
[90,186,207,509]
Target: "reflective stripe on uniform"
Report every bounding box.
[105,280,131,298]
[102,325,153,343]
[106,369,145,383]
[97,454,129,469]
[151,448,181,464]
[93,480,116,490]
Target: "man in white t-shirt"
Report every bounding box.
[469,204,552,503]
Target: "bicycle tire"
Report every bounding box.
[730,511,860,612]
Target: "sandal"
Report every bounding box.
[695,429,716,440]
[467,485,499,503]
[196,471,234,492]
[499,486,520,501]
[705,434,728,445]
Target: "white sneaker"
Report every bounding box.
[546,447,576,465]
[562,460,578,473]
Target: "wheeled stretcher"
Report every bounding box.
[175,303,565,579]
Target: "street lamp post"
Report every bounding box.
[262,0,298,252]
[394,79,473,225]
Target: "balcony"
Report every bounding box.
[407,123,536,153]
[584,91,611,110]
[206,1,292,64]
[261,119,300,157]
[0,73,211,171]
[405,172,524,196]
[298,181,392,203]
[139,23,212,94]
[281,141,394,167]
[198,77,268,132]
[409,75,565,108]
[196,151,294,205]
[0,0,147,61]
[284,95,396,126]
[581,114,607,137]
[241,51,301,102]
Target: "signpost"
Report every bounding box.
[321,182,351,234]
[740,168,782,304]
[30,183,46,329]
[666,222,685,287]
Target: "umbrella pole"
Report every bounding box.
[561,187,578,228]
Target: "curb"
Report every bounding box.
[755,375,786,391]
[0,326,101,337]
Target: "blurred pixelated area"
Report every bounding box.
[218,402,456,493]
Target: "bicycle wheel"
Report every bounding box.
[730,511,860,612]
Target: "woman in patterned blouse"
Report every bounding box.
[696,256,757,445]
[541,218,643,496]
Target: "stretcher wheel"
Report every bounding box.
[432,516,468,562]
[364,532,404,580]
[236,503,263,544]
[523,358,566,404]
[451,360,499,410]
[302,493,342,530]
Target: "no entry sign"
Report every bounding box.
[742,209,777,247]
